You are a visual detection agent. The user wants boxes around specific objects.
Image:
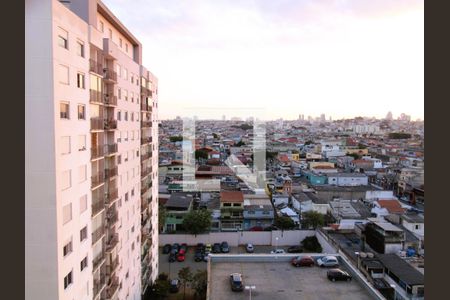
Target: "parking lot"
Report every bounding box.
[158,245,293,279]
[209,261,373,300]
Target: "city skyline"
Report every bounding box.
[103,0,424,120]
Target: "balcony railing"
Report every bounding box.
[92,226,106,245]
[141,167,151,178]
[90,89,103,104]
[107,256,119,275]
[91,171,105,189]
[105,276,119,300]
[141,120,152,128]
[103,68,117,82]
[141,137,152,144]
[93,273,106,299]
[106,209,118,224]
[91,117,104,131]
[104,94,117,106]
[105,189,118,205]
[140,151,151,162]
[91,145,105,160]
[105,143,118,156]
[92,198,105,217]
[105,167,118,180]
[105,234,119,252]
[89,59,103,75]
[104,119,117,130]
[141,102,150,111]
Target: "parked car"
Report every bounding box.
[205,244,212,253]
[327,269,352,281]
[212,243,221,253]
[162,244,172,254]
[172,243,180,253]
[203,252,209,262]
[317,256,339,268]
[194,250,204,262]
[176,252,185,262]
[168,251,176,262]
[245,243,254,253]
[291,256,315,267]
[221,241,230,253]
[169,279,180,293]
[287,245,303,253]
[229,273,244,292]
[180,243,188,252]
[249,226,263,231]
[270,249,285,254]
[197,243,205,251]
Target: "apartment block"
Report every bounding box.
[25,1,158,300]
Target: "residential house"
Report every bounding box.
[364,220,406,254]
[327,173,369,186]
[220,191,244,231]
[163,193,194,232]
[243,198,275,230]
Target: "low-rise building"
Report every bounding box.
[327,173,369,186]
[163,193,194,232]
[220,191,244,231]
[364,220,406,254]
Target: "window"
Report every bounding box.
[224,203,231,207]
[80,256,88,271]
[124,111,128,121]
[78,165,87,182]
[60,102,70,119]
[62,170,71,190]
[78,104,85,120]
[80,226,88,242]
[124,89,128,101]
[131,242,135,251]
[131,73,134,84]
[76,41,84,57]
[118,155,122,164]
[63,203,72,224]
[64,271,73,289]
[131,188,135,197]
[78,135,86,151]
[58,65,69,85]
[109,28,112,39]
[61,136,71,155]
[77,73,85,89]
[118,87,121,99]
[125,43,128,52]
[99,21,104,32]
[123,68,128,80]
[63,240,73,257]
[131,112,134,122]
[58,27,68,49]
[119,38,123,47]
[125,192,129,202]
[80,195,87,213]
[130,92,134,103]
[116,64,121,78]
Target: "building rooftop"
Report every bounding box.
[373,221,404,232]
[327,173,368,178]
[220,191,244,203]
[377,254,425,286]
[377,200,406,214]
[165,193,193,209]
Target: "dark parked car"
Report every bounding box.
[196,243,205,251]
[291,255,315,267]
[194,250,204,262]
[169,279,180,293]
[229,273,244,291]
[327,269,352,281]
[287,246,303,253]
[180,243,188,252]
[168,251,176,263]
[212,243,221,253]
[221,241,230,253]
[162,244,172,254]
[172,243,180,253]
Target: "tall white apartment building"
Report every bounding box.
[25,1,159,300]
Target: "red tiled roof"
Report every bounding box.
[220,191,244,203]
[378,200,406,214]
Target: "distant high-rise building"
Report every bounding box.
[222,115,226,121]
[386,111,393,120]
[320,114,326,121]
[26,1,159,299]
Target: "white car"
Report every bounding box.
[270,249,285,254]
[245,243,254,253]
[317,256,339,267]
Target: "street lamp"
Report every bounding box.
[245,285,256,300]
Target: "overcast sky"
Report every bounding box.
[103,0,424,120]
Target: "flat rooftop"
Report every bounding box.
[209,260,374,300]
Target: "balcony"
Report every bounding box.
[105,234,119,253]
[92,226,106,245]
[92,198,105,217]
[140,86,151,97]
[105,167,118,180]
[141,137,152,145]
[104,143,118,156]
[141,167,151,178]
[103,93,117,106]
[91,171,105,189]
[141,102,150,111]
[103,68,117,83]
[105,276,119,300]
[105,188,118,205]
[106,209,118,225]
[141,182,151,195]
[141,120,152,128]
[91,117,104,131]
[107,256,119,275]
[140,151,151,162]
[104,119,117,130]
[93,273,106,299]
[89,59,103,75]
[90,89,103,104]
[91,145,105,160]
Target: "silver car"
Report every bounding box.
[317,255,339,267]
[245,243,254,253]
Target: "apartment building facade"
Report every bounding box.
[25,1,158,300]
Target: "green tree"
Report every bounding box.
[348,153,360,160]
[170,135,183,142]
[301,211,325,229]
[265,151,278,160]
[158,205,166,233]
[212,133,219,139]
[195,149,209,160]
[357,143,367,149]
[301,236,323,253]
[178,267,193,300]
[304,140,313,145]
[191,270,208,299]
[235,140,245,146]
[182,209,212,235]
[150,273,170,299]
[388,132,412,139]
[274,216,296,230]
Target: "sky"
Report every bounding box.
[102,0,424,121]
